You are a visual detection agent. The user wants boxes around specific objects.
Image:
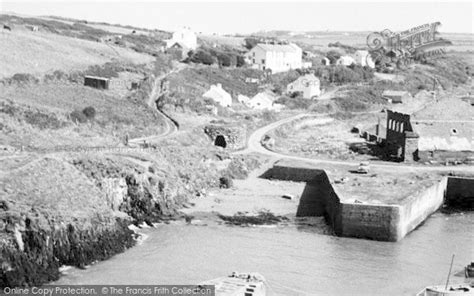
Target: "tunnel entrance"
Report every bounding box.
[214,135,227,148]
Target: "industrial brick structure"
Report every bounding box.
[386,98,474,163]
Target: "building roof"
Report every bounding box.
[250,92,277,103]
[203,84,232,105]
[410,98,474,151]
[84,75,109,81]
[412,98,474,121]
[414,122,474,151]
[254,43,300,53]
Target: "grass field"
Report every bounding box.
[0,27,154,78]
[0,82,166,149]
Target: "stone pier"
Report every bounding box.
[262,159,473,242]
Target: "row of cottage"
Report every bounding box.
[246,43,375,73]
[166,28,375,74]
[202,73,321,110]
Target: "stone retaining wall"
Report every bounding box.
[263,160,470,242]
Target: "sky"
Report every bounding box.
[1,1,472,34]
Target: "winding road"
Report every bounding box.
[237,113,474,174]
[128,64,186,146]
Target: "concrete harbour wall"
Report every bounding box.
[264,160,471,242]
[397,178,447,240]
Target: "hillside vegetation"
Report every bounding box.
[0,29,153,79]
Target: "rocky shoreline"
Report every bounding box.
[1,217,134,287]
[0,139,258,287]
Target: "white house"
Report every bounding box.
[286,74,321,99]
[354,50,375,68]
[246,43,303,73]
[203,84,232,107]
[247,92,281,111]
[336,56,355,66]
[166,27,197,50]
[322,57,330,66]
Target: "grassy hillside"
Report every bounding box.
[0,28,154,79]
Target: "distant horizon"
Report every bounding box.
[1,2,473,35]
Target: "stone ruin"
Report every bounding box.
[204,123,246,150]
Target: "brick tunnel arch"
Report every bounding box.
[214,135,227,148]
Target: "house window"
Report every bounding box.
[252,59,255,63]
[261,59,265,64]
[253,52,255,57]
[400,122,404,132]
[451,128,458,135]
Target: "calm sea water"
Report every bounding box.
[55,212,474,296]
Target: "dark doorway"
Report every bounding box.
[214,135,227,148]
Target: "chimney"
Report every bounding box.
[217,83,222,88]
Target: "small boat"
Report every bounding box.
[465,262,474,278]
[416,284,474,296]
[200,272,266,296]
[417,255,474,296]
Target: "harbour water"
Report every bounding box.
[55,212,474,296]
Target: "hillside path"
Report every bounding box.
[129,63,187,146]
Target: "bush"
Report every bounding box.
[43,70,68,82]
[244,37,259,50]
[275,96,312,110]
[190,50,215,65]
[326,50,342,64]
[70,110,88,123]
[82,106,96,119]
[217,53,232,67]
[10,73,39,84]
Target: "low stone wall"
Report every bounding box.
[418,150,474,164]
[263,160,470,242]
